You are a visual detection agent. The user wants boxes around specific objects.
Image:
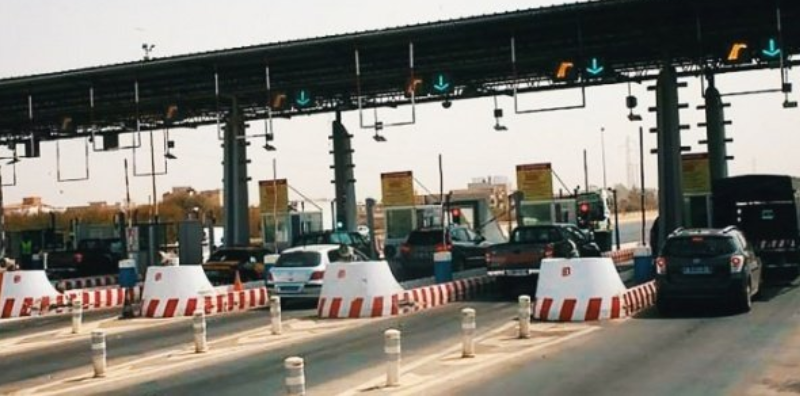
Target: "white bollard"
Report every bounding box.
[461,308,476,358]
[72,299,83,334]
[193,311,208,354]
[91,330,107,378]
[270,296,282,335]
[518,295,531,339]
[385,329,401,387]
[284,357,306,396]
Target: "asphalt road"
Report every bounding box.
[0,306,315,394]
[95,297,517,396]
[616,217,653,248]
[446,276,800,396]
[1,309,121,338]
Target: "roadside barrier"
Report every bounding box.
[55,275,119,291]
[1,270,64,319]
[533,258,627,322]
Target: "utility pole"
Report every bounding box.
[583,150,589,194]
[601,127,608,189]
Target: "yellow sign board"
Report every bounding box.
[682,153,711,194]
[516,163,554,201]
[259,179,289,214]
[381,171,415,207]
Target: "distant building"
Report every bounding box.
[5,197,61,215]
[64,201,124,214]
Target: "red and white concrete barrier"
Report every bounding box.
[623,281,657,316]
[534,258,628,322]
[603,248,636,266]
[1,270,63,319]
[55,275,119,291]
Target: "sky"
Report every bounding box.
[0,0,798,208]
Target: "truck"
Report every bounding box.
[712,175,800,276]
[485,224,602,293]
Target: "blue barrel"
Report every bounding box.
[633,247,654,284]
[434,251,453,284]
[118,259,139,288]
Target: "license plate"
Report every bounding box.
[506,269,530,277]
[682,266,712,275]
[276,285,302,293]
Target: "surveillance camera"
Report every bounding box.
[442,100,452,109]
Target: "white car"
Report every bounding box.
[266,245,370,299]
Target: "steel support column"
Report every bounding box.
[704,79,729,182]
[331,111,357,232]
[223,99,250,247]
[656,66,684,246]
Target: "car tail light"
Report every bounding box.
[656,257,667,275]
[400,244,412,254]
[310,271,325,281]
[73,253,84,264]
[544,244,555,259]
[435,243,453,253]
[730,255,745,273]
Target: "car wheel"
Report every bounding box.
[734,278,753,313]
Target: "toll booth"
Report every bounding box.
[262,211,324,252]
[519,198,578,226]
[684,194,712,229]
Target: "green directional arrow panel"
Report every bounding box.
[430,73,453,95]
[759,37,783,61]
[292,89,315,108]
[584,57,608,79]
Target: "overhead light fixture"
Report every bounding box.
[784,100,798,109]
[264,142,277,151]
[493,96,508,131]
[628,110,643,122]
[373,134,387,142]
[626,83,642,122]
[442,99,452,109]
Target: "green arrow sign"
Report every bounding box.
[432,74,452,94]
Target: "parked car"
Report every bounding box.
[46,238,125,280]
[399,226,492,279]
[202,247,273,285]
[292,231,375,259]
[266,245,370,299]
[486,224,602,288]
[655,227,762,314]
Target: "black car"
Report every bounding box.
[399,226,491,278]
[292,231,375,259]
[656,227,762,314]
[202,247,273,285]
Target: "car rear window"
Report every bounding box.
[514,227,564,244]
[208,250,253,262]
[277,252,321,268]
[663,237,738,258]
[407,230,445,246]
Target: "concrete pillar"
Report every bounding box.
[704,80,729,182]
[655,65,685,246]
[331,111,357,232]
[223,98,250,247]
[366,198,377,259]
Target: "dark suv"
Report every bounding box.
[655,227,762,314]
[399,226,491,278]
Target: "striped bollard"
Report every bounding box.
[518,295,531,339]
[271,296,282,335]
[91,330,107,378]
[284,357,306,396]
[72,299,83,334]
[193,311,208,353]
[462,308,476,358]
[385,329,401,387]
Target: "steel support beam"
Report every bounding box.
[223,99,250,247]
[331,111,357,232]
[656,65,685,247]
[704,80,729,183]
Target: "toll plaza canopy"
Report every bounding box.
[0,0,797,144]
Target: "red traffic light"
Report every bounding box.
[579,203,590,214]
[451,208,462,218]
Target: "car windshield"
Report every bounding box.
[207,250,258,262]
[663,236,737,258]
[276,252,321,268]
[407,230,445,246]
[514,227,564,244]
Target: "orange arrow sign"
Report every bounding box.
[727,43,749,62]
[556,61,575,80]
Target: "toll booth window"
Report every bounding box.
[386,209,414,240]
[520,203,552,225]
